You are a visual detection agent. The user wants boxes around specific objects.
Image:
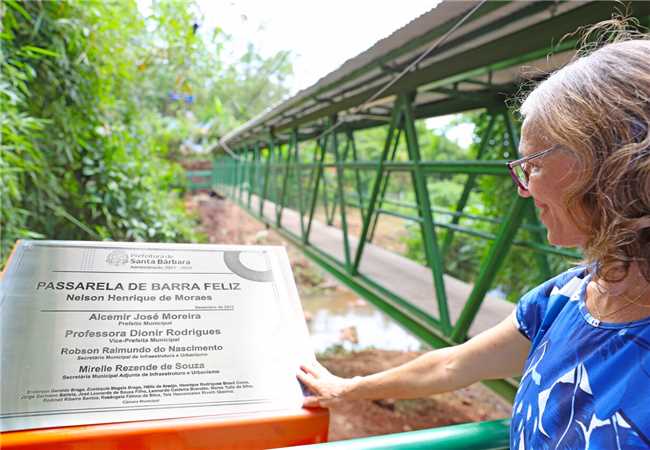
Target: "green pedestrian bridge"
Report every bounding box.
[187,2,650,448]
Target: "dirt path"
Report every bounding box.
[186,193,511,441]
[321,350,510,440]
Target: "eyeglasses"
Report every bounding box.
[507,144,560,190]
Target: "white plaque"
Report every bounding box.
[0,241,314,432]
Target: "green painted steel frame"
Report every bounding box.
[218,184,520,401]
[196,110,575,347]
[205,93,563,401]
[197,5,648,396]
[222,4,650,150]
[399,93,451,333]
[282,419,510,450]
[183,8,650,439]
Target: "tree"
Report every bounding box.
[0,0,294,266]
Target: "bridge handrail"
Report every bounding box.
[278,419,510,450]
[186,166,581,265]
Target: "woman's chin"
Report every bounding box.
[546,230,584,248]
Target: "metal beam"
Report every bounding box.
[248,2,647,137]
[351,101,402,274]
[400,93,451,333]
[331,119,352,270]
[304,134,328,244]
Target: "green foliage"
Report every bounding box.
[400,112,573,301]
[209,43,293,129]
[1,0,293,267]
[1,1,200,261]
[354,126,389,160]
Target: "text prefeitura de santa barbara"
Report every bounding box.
[36,281,241,303]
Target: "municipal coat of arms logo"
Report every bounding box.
[106,250,129,266]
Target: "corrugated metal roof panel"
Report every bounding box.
[221,0,486,144]
[219,1,650,149]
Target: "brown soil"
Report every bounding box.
[320,350,510,441]
[186,194,511,441]
[186,193,336,295]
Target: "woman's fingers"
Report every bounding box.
[302,395,323,408]
[296,369,316,390]
[297,370,326,408]
[297,369,329,398]
[300,360,331,378]
[299,363,320,378]
[297,360,351,408]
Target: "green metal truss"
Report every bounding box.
[188,92,589,402]
[185,5,650,405]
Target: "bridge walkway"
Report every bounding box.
[248,194,514,338]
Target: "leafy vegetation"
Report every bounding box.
[278,112,572,301]
[0,0,293,267]
[398,113,573,301]
[258,113,571,300]
[1,0,572,300]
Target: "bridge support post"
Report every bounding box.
[238,145,247,203]
[276,131,297,227]
[248,144,258,209]
[231,155,237,197]
[236,147,245,203]
[368,127,402,243]
[400,93,451,333]
[331,117,352,270]
[260,136,275,218]
[320,135,333,226]
[304,133,328,244]
[346,129,367,224]
[327,129,350,223]
[292,132,306,238]
[351,100,401,274]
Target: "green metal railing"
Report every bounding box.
[277,419,510,450]
[183,7,650,449]
[184,5,650,405]
[186,170,212,190]
[187,93,584,402]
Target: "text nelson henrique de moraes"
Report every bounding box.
[36,281,241,302]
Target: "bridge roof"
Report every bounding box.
[219,1,650,150]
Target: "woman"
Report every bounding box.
[298,31,650,449]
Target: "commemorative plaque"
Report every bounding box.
[0,240,325,445]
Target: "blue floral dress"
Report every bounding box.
[511,267,650,449]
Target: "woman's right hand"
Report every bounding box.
[297,313,530,408]
[297,360,360,408]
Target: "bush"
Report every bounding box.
[1,0,205,266]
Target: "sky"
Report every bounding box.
[141,0,474,147]
[196,1,440,94]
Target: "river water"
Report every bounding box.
[300,290,424,353]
